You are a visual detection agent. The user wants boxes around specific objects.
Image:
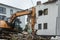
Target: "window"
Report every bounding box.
[38,24,42,29]
[0,7,2,13]
[0,15,6,20]
[38,10,43,16]
[44,8,48,15]
[43,23,47,29]
[10,9,13,14]
[0,7,6,14]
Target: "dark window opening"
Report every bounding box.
[43,23,47,29]
[38,10,43,16]
[44,8,48,15]
[38,24,42,29]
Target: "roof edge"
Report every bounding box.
[43,0,58,4]
[0,3,23,10]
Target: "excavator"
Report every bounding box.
[0,7,36,39]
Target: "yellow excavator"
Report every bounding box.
[0,7,36,38]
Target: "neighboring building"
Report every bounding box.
[0,3,26,29]
[35,0,60,36]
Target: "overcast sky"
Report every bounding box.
[0,0,48,9]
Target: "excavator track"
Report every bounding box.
[0,28,18,39]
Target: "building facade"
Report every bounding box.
[35,0,60,36]
[0,3,26,29]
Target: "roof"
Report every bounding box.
[0,3,22,10]
[43,0,58,4]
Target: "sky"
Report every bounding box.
[0,0,48,9]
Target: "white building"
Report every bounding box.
[0,3,26,29]
[35,0,60,37]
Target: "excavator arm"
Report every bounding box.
[31,7,36,35]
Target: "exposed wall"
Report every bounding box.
[56,1,60,35]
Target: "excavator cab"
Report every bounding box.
[10,18,21,28]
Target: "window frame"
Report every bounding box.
[0,7,6,14]
[43,23,48,29]
[10,9,13,15]
[38,24,42,29]
[0,15,6,20]
[44,8,48,15]
[38,10,43,16]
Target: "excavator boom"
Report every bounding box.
[10,10,31,23]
